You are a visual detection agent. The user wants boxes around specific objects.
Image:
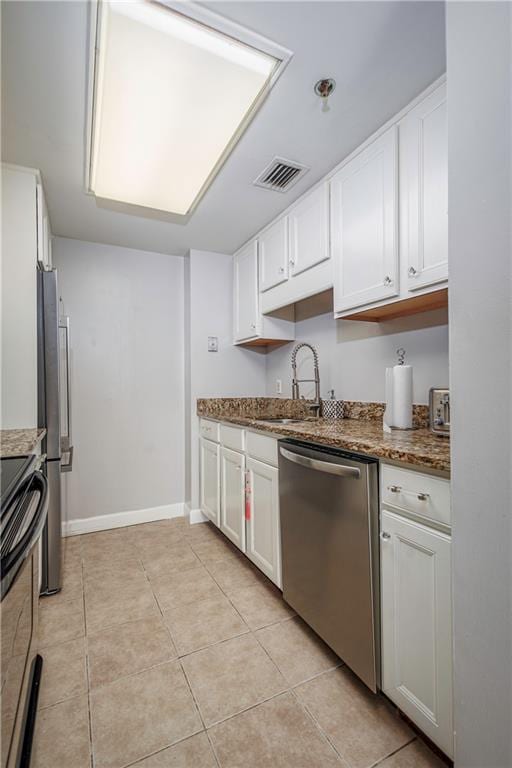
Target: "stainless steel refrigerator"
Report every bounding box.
[37,268,73,595]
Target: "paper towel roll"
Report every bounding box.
[383,367,394,432]
[392,364,413,429]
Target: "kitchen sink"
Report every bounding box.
[256,418,305,424]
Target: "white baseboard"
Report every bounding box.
[188,506,209,525]
[62,502,185,537]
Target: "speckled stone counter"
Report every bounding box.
[197,398,450,476]
[0,428,46,457]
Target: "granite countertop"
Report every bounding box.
[0,428,46,457]
[197,398,450,475]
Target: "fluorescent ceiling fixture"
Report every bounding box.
[88,1,289,216]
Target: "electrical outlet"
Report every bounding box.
[276,379,282,395]
[208,336,218,352]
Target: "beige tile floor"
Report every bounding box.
[33,519,448,768]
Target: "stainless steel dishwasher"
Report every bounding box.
[279,439,380,692]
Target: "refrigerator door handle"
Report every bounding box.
[59,316,72,453]
[61,445,74,473]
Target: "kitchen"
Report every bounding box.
[0,2,510,768]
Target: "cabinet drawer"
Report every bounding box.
[220,424,245,452]
[381,464,450,528]
[199,418,219,443]
[246,431,278,468]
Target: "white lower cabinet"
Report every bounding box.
[200,423,282,589]
[380,508,453,757]
[220,446,246,551]
[199,437,220,527]
[245,457,281,588]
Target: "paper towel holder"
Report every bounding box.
[383,348,417,431]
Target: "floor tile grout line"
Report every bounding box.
[288,659,346,690]
[85,656,181,694]
[197,547,281,636]
[369,736,418,768]
[204,728,223,768]
[120,732,216,768]
[248,621,298,688]
[81,605,167,639]
[289,686,350,767]
[178,657,208,731]
[249,613,345,691]
[173,626,252,660]
[204,686,292,732]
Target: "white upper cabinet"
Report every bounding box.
[331,126,399,314]
[402,83,448,291]
[233,238,295,346]
[289,183,330,277]
[233,240,259,342]
[259,217,289,292]
[234,77,447,328]
[36,181,52,269]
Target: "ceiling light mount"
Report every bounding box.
[314,78,336,113]
[86,0,293,217]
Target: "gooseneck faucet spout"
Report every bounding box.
[291,342,321,417]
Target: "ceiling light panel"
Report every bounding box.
[89,1,286,216]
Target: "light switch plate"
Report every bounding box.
[208,336,218,352]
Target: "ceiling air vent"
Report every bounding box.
[253,157,309,193]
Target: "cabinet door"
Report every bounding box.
[332,127,399,313]
[289,184,330,277]
[36,182,46,267]
[199,437,220,527]
[259,217,289,292]
[246,458,281,587]
[381,509,453,757]
[403,84,448,291]
[233,241,259,342]
[220,446,246,552]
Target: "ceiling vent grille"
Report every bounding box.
[253,157,309,193]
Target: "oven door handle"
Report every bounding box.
[1,472,49,579]
[279,447,361,479]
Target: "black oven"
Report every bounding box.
[1,455,48,768]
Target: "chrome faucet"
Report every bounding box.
[291,342,321,417]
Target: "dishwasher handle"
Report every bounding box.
[279,447,361,479]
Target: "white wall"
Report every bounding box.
[266,296,449,404]
[53,237,185,525]
[186,249,266,509]
[447,3,512,766]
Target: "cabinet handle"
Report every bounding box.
[381,532,391,540]
[383,275,392,286]
[250,323,256,329]
[408,266,418,277]
[278,267,285,274]
[388,484,430,502]
[289,259,295,266]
